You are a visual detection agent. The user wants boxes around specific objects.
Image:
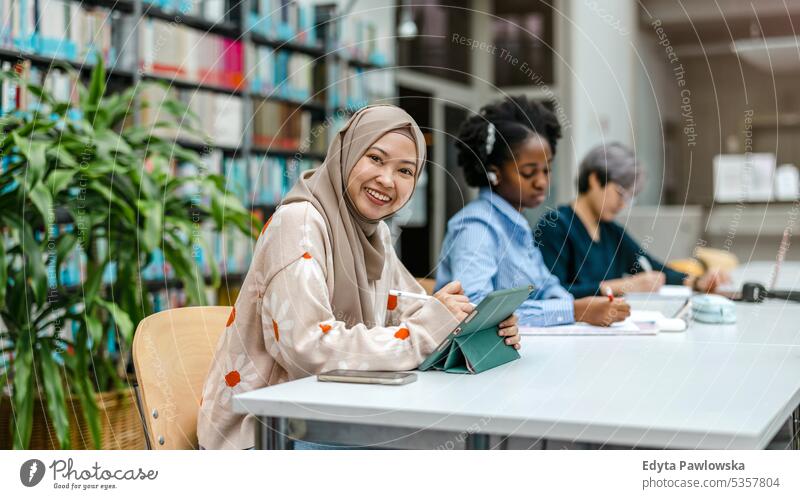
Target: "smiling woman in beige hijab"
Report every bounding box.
[197,105,518,449]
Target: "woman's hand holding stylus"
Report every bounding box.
[434,281,474,322]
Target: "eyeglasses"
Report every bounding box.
[611,183,635,204]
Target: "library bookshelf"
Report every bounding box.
[1,0,393,307]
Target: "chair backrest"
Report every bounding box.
[416,277,436,295]
[132,306,231,450]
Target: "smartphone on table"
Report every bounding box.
[317,370,417,385]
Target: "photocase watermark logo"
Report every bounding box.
[18,458,159,491]
[20,459,46,487]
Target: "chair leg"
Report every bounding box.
[132,382,152,450]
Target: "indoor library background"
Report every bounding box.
[2,0,800,454]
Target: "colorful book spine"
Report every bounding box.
[139,19,244,90]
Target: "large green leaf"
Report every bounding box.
[65,351,101,449]
[85,314,103,349]
[54,232,77,262]
[11,335,34,449]
[95,129,133,158]
[23,82,55,108]
[54,233,77,287]
[162,237,204,305]
[38,342,71,449]
[16,222,47,308]
[0,238,6,307]
[163,216,215,285]
[168,145,203,165]
[82,258,107,306]
[47,146,79,169]
[45,169,77,196]
[12,133,47,187]
[103,86,137,127]
[129,165,157,201]
[89,180,135,224]
[95,297,133,346]
[28,181,53,222]
[106,172,137,208]
[85,55,106,116]
[137,200,163,253]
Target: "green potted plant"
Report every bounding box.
[0,58,257,449]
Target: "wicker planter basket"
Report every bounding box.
[0,387,146,449]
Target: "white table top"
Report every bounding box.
[625,299,800,347]
[719,260,800,292]
[234,302,800,449]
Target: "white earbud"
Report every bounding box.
[487,171,499,186]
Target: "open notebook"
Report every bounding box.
[520,317,658,336]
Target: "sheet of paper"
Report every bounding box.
[520,318,656,336]
[629,310,666,323]
[658,285,692,298]
[629,310,687,332]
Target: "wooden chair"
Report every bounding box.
[132,306,231,449]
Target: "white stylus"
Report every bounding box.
[389,290,476,307]
[388,290,430,301]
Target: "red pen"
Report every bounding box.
[604,286,614,302]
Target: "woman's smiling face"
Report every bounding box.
[345,131,419,220]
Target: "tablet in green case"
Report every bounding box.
[418,285,534,374]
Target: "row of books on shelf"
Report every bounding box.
[137,223,255,281]
[248,43,316,101]
[141,18,319,101]
[1,55,326,142]
[328,63,392,110]
[54,153,320,290]
[142,0,229,24]
[1,60,76,115]
[141,0,321,49]
[248,0,391,65]
[2,4,390,113]
[150,288,191,312]
[1,61,387,130]
[140,84,329,152]
[252,99,326,152]
[140,84,243,148]
[142,0,389,67]
[222,154,321,206]
[140,18,244,90]
[0,0,130,68]
[52,221,253,288]
[247,0,318,46]
[1,66,331,158]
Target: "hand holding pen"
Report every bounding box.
[391,281,474,322]
[389,285,520,349]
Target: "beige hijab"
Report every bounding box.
[280,105,426,327]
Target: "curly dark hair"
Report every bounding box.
[456,95,562,187]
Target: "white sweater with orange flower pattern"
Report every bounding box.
[196,201,460,449]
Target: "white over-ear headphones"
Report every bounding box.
[487,171,499,186]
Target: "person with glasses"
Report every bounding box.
[535,142,728,298]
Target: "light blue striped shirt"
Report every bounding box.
[435,188,575,327]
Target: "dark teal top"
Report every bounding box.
[535,205,687,298]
